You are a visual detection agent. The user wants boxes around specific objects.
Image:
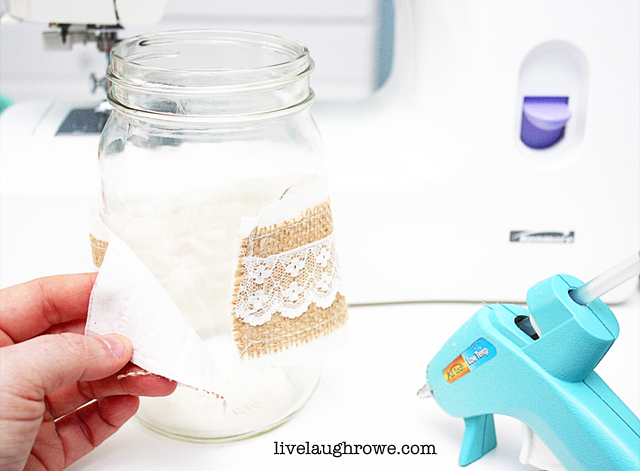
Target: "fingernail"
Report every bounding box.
[100,334,129,359]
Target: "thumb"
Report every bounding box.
[0,334,132,471]
[2,333,133,399]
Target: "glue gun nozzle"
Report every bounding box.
[417,383,433,399]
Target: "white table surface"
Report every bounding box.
[59,294,637,471]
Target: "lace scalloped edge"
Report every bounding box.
[234,234,342,326]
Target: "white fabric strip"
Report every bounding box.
[86,219,225,397]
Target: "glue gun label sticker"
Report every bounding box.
[443,338,497,384]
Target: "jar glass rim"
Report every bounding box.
[108,29,312,90]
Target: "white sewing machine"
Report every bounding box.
[317,0,639,304]
[1,0,638,304]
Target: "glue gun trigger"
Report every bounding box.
[459,414,497,466]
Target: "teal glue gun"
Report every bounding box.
[420,253,640,471]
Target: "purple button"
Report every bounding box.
[521,96,571,149]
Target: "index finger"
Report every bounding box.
[0,273,97,345]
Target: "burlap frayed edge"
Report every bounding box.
[233,293,348,360]
[117,370,223,398]
[90,234,108,268]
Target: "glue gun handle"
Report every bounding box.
[527,372,639,471]
[459,414,497,466]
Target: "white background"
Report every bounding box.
[1,1,638,470]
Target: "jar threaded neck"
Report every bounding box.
[107,30,314,119]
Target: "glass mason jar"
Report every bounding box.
[98,30,328,441]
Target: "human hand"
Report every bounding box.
[0,273,177,471]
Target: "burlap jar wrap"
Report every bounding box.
[90,193,348,362]
[232,199,348,359]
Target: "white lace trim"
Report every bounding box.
[234,234,341,326]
